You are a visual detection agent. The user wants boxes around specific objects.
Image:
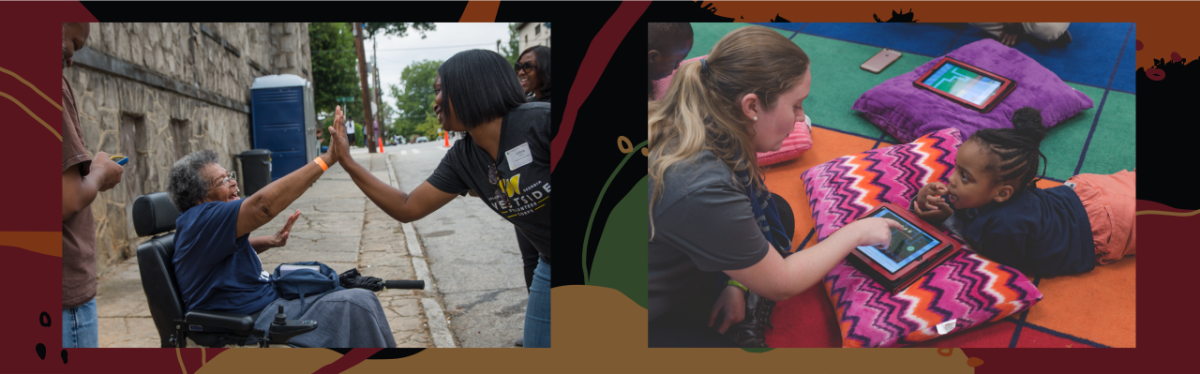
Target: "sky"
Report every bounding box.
[363,22,515,118]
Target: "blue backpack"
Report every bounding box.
[271,261,344,316]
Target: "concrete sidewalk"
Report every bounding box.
[94,152,454,348]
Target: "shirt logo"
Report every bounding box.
[500,174,521,197]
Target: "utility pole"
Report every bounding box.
[373,35,384,143]
[353,22,376,153]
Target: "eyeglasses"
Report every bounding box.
[514,62,537,73]
[487,164,513,208]
[213,171,236,188]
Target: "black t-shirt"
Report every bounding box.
[427,102,552,260]
[648,150,770,321]
[950,185,1094,277]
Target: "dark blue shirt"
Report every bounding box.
[173,200,277,315]
[952,185,1094,277]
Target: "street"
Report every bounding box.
[382,139,529,348]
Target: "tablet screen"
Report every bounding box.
[855,207,943,273]
[922,62,1003,106]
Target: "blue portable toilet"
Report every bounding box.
[250,74,318,181]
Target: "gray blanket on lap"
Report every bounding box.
[252,288,396,348]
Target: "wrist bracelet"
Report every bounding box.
[726,280,748,292]
[314,157,329,171]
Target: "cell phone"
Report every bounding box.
[861,48,903,74]
[110,154,129,166]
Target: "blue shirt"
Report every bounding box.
[951,185,1095,278]
[173,200,277,315]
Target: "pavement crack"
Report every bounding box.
[454,289,506,313]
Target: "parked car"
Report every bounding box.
[416,136,429,143]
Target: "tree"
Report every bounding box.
[362,23,436,39]
[388,59,442,138]
[414,111,443,139]
[309,23,363,118]
[500,23,522,65]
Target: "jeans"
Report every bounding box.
[516,227,539,292]
[524,258,551,347]
[62,298,98,348]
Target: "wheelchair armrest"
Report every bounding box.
[185,310,255,332]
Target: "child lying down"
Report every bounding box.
[909,107,1135,278]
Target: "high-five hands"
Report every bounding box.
[328,105,351,163]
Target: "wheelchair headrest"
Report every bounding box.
[133,192,181,237]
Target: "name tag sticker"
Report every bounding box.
[506,142,533,171]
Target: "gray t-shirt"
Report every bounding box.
[648,150,770,320]
[427,102,551,260]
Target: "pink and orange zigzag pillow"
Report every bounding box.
[799,128,1043,348]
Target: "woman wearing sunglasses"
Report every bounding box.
[516,46,551,103]
[329,49,552,348]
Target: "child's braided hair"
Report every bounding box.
[967,106,1049,193]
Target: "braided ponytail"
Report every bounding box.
[968,106,1049,192]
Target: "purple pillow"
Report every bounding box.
[853,39,1094,143]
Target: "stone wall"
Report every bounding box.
[68,23,313,275]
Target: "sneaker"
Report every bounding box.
[514,338,524,347]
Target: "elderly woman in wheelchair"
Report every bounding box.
[157,140,395,348]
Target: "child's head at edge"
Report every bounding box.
[648,23,695,99]
[947,107,1049,210]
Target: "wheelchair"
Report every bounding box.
[134,192,426,347]
[133,192,317,348]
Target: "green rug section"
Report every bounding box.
[686,23,794,60]
[790,33,934,139]
[1037,83,1106,181]
[588,176,649,309]
[1079,90,1136,175]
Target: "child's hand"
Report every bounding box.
[913,182,953,223]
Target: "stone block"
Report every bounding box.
[91,72,107,106]
[104,75,119,108]
[76,68,89,92]
[81,94,97,122]
[98,130,120,154]
[148,22,160,46]
[118,78,148,115]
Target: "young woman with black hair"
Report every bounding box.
[330,49,552,347]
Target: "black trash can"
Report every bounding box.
[238,149,272,196]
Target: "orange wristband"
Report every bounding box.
[314,157,329,171]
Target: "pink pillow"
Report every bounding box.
[757,115,813,166]
[651,56,706,101]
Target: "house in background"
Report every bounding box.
[517,22,550,53]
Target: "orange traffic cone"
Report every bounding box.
[444,133,450,147]
[379,137,385,153]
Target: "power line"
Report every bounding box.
[313,42,495,55]
[377,43,496,52]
